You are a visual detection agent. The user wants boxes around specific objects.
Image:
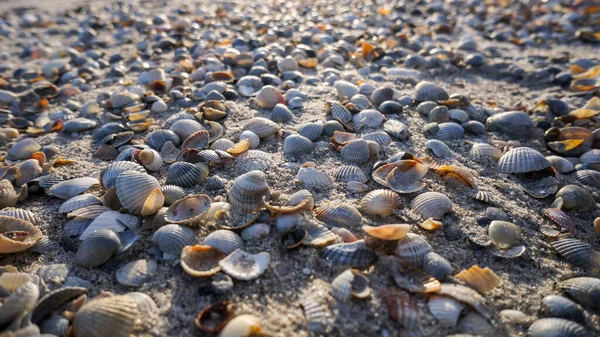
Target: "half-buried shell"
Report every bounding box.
[73,295,138,337]
[152,224,198,257]
[498,147,550,174]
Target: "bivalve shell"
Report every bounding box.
[116,171,164,215]
[559,277,600,310]
[116,259,158,287]
[160,185,187,206]
[455,265,501,294]
[296,164,334,189]
[340,139,372,164]
[170,119,205,141]
[498,147,550,174]
[410,192,453,219]
[555,185,596,211]
[165,194,211,225]
[335,165,368,183]
[298,122,324,141]
[330,269,370,302]
[434,123,464,140]
[75,229,121,268]
[152,224,198,257]
[428,296,465,327]
[181,245,225,277]
[228,170,270,213]
[315,202,362,227]
[271,103,294,123]
[360,189,399,216]
[99,161,145,190]
[394,233,432,267]
[486,111,533,139]
[283,135,314,157]
[48,177,99,200]
[166,162,209,188]
[203,230,244,255]
[242,117,279,138]
[59,194,102,214]
[320,240,376,267]
[413,81,449,102]
[527,318,587,337]
[73,295,138,337]
[383,120,409,140]
[255,85,285,109]
[552,238,600,272]
[541,295,585,324]
[218,249,270,280]
[469,143,502,162]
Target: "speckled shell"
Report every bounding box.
[166,162,209,188]
[99,161,146,190]
[360,189,399,216]
[413,81,449,102]
[340,139,371,164]
[527,318,587,337]
[0,215,43,253]
[116,259,157,286]
[559,277,600,310]
[241,117,279,138]
[330,269,370,302]
[552,238,600,272]
[203,230,244,255]
[116,171,164,216]
[228,170,270,213]
[486,111,533,139]
[75,229,121,268]
[147,129,180,150]
[73,295,138,337]
[211,138,236,151]
[170,119,205,141]
[434,122,464,140]
[0,281,39,327]
[410,192,453,219]
[326,101,352,123]
[296,165,334,189]
[255,85,285,109]
[283,134,314,156]
[541,295,585,324]
[315,202,362,227]
[152,224,198,257]
[271,103,294,123]
[218,249,270,280]
[334,80,359,99]
[180,245,225,277]
[498,147,550,173]
[394,233,432,267]
[555,185,596,211]
[160,185,187,206]
[59,194,102,214]
[423,252,453,280]
[48,177,99,200]
[298,122,324,141]
[428,296,465,327]
[469,143,502,162]
[383,119,409,140]
[335,165,368,183]
[320,240,376,266]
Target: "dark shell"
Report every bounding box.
[541,295,585,324]
[486,111,533,139]
[527,318,587,337]
[413,82,449,102]
[559,277,600,311]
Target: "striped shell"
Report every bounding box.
[330,269,370,302]
[218,249,270,280]
[298,122,324,141]
[555,185,596,211]
[541,295,585,324]
[395,233,432,267]
[320,240,376,267]
[334,80,359,99]
[242,117,279,138]
[428,296,465,327]
[340,139,372,164]
[434,123,464,140]
[160,185,187,206]
[166,162,209,188]
[180,245,225,277]
[486,111,533,139]
[80,211,125,240]
[300,219,337,247]
[425,140,451,158]
[228,170,270,213]
[203,230,244,255]
[362,224,410,240]
[315,202,362,227]
[455,265,501,294]
[100,161,145,190]
[469,143,502,162]
[527,318,587,337]
[552,238,600,272]
[498,147,550,174]
[116,171,164,216]
[360,189,399,216]
[283,135,314,156]
[335,165,368,183]
[300,293,329,334]
[181,130,210,150]
[296,165,334,189]
[379,160,428,193]
[116,259,158,286]
[0,281,39,327]
[322,120,345,136]
[380,289,420,329]
[0,208,36,225]
[326,101,352,123]
[170,119,205,141]
[383,119,409,140]
[271,103,294,123]
[48,177,99,200]
[413,81,449,102]
[423,252,453,280]
[75,229,121,268]
[147,130,180,150]
[559,277,600,310]
[410,192,453,219]
[0,216,43,253]
[580,149,600,163]
[362,131,392,146]
[73,296,138,337]
[59,194,102,214]
[239,130,260,149]
[211,138,236,151]
[576,170,600,188]
[152,224,198,257]
[166,194,211,225]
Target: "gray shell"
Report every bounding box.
[423,252,453,280]
[239,130,261,149]
[527,318,587,337]
[461,121,487,135]
[59,194,102,214]
[486,111,533,139]
[48,177,99,200]
[498,147,550,174]
[203,230,244,255]
[580,149,600,164]
[335,165,369,183]
[63,118,97,133]
[7,138,41,160]
[552,238,600,272]
[413,81,449,102]
[576,170,600,188]
[166,162,209,188]
[100,161,146,190]
[270,103,294,123]
[283,135,314,156]
[116,259,158,287]
[425,140,451,158]
[147,130,180,150]
[75,229,121,268]
[242,117,279,138]
[298,122,324,141]
[541,295,585,324]
[469,143,502,162]
[340,139,371,164]
[152,224,198,256]
[322,120,345,136]
[383,119,409,140]
[160,185,187,206]
[320,240,376,267]
[410,192,453,219]
[394,233,432,268]
[434,123,464,140]
[362,131,392,146]
[315,202,362,227]
[555,185,595,211]
[170,119,205,141]
[559,277,600,310]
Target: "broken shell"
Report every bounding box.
[181,245,225,277]
[0,281,39,327]
[241,117,279,138]
[413,81,449,102]
[116,259,158,287]
[498,147,550,174]
[362,224,410,240]
[380,289,420,329]
[527,318,587,337]
[410,192,453,219]
[455,265,501,294]
[0,216,43,254]
[152,224,198,257]
[194,301,236,334]
[373,160,427,193]
[73,295,138,337]
[437,283,493,320]
[360,189,399,216]
[0,208,35,225]
[283,134,314,156]
[218,249,270,280]
[428,296,465,327]
[541,295,585,324]
[182,130,210,150]
[296,163,334,189]
[48,177,99,200]
[436,165,475,187]
[330,269,370,302]
[314,202,362,227]
[218,314,263,337]
[228,170,270,213]
[383,119,409,140]
[395,233,432,267]
[300,219,337,247]
[75,229,121,268]
[203,230,244,255]
[420,218,442,231]
[544,208,575,233]
[320,240,376,267]
[116,171,164,216]
[166,194,211,225]
[79,210,125,240]
[280,228,307,249]
[147,130,180,150]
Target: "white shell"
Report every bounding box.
[296,165,334,189]
[48,177,99,200]
[116,171,164,216]
[59,194,102,214]
[218,249,270,280]
[116,259,158,287]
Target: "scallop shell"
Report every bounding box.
[181,245,225,277]
[486,111,533,139]
[283,134,314,156]
[340,139,372,164]
[315,202,362,227]
[241,117,279,138]
[255,85,286,109]
[360,189,399,216]
[330,269,370,302]
[434,122,464,140]
[383,119,409,140]
[428,296,466,327]
[576,170,600,188]
[455,265,501,294]
[559,277,600,310]
[152,224,198,257]
[203,230,244,255]
[552,238,600,272]
[527,318,587,337]
[218,249,270,280]
[413,81,449,102]
[80,211,126,240]
[555,185,596,211]
[0,208,35,225]
[541,295,585,324]
[75,229,121,268]
[335,165,368,183]
[99,161,146,190]
[410,192,453,219]
[166,162,209,188]
[380,160,428,193]
[165,194,211,225]
[147,130,180,150]
[0,216,43,253]
[469,143,502,162]
[73,296,138,337]
[116,171,164,216]
[320,240,376,267]
[116,259,158,286]
[228,170,270,213]
[59,194,102,214]
[394,233,432,267]
[296,164,334,189]
[170,119,205,141]
[498,147,550,173]
[48,177,99,200]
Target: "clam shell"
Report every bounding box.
[124,292,158,314]
[339,139,371,164]
[203,230,244,255]
[63,118,97,133]
[436,165,475,187]
[289,189,314,209]
[434,122,464,140]
[580,149,600,164]
[437,283,493,320]
[7,138,41,160]
[461,121,487,135]
[67,205,112,219]
[322,120,345,136]
[455,265,501,294]
[0,281,39,327]
[370,87,395,107]
[194,301,236,334]
[160,185,187,206]
[165,194,211,225]
[488,220,520,249]
[320,240,376,266]
[299,219,337,247]
[241,117,279,138]
[75,229,121,268]
[99,161,145,190]
[386,120,410,139]
[428,296,465,327]
[296,164,334,189]
[469,143,502,162]
[0,216,43,253]
[170,119,205,141]
[576,170,600,188]
[498,147,551,174]
[423,252,453,280]
[552,238,600,272]
[283,134,314,156]
[73,296,138,337]
[166,162,209,188]
[48,177,99,200]
[362,131,392,146]
[425,140,451,158]
[298,122,324,141]
[31,286,87,326]
[116,259,158,286]
[147,130,180,150]
[360,189,399,216]
[486,111,533,139]
[335,165,368,183]
[271,103,294,123]
[413,81,449,102]
[182,130,210,150]
[0,272,38,292]
[394,233,432,267]
[116,171,164,215]
[559,277,600,310]
[352,109,384,128]
[59,194,102,214]
[218,249,270,280]
[80,211,126,240]
[330,269,370,302]
[315,202,362,227]
[255,85,285,109]
[491,245,527,259]
[555,185,596,211]
[410,192,453,219]
[152,224,198,257]
[181,245,225,277]
[326,101,352,123]
[228,170,270,213]
[381,160,428,193]
[64,218,92,237]
[541,295,585,324]
[15,159,41,186]
[527,318,587,337]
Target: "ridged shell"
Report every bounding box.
[541,295,585,324]
[322,120,345,136]
[423,252,453,280]
[580,149,600,164]
[235,150,273,172]
[340,139,371,164]
[228,170,270,213]
[7,138,41,160]
[360,189,399,216]
[362,131,392,146]
[370,87,395,107]
[315,202,362,227]
[166,162,209,188]
[330,269,370,302]
[218,249,270,280]
[498,147,550,174]
[239,130,260,149]
[576,170,600,188]
[335,165,368,183]
[170,119,205,141]
[362,224,410,240]
[382,160,428,193]
[395,233,432,267]
[380,289,420,329]
[100,161,145,190]
[152,224,198,257]
[559,277,600,310]
[0,208,35,225]
[0,281,39,327]
[555,185,596,211]
[241,117,279,138]
[334,80,359,99]
[527,318,587,337]
[31,286,87,326]
[75,229,121,268]
[124,292,158,314]
[255,85,285,109]
[271,103,294,123]
[455,265,501,294]
[299,219,337,247]
[434,122,464,140]
[116,171,164,216]
[166,194,211,225]
[320,240,376,266]
[300,293,329,334]
[15,159,41,186]
[425,140,451,158]
[181,245,225,277]
[181,130,210,150]
[552,238,600,272]
[64,218,92,237]
[73,296,138,337]
[147,130,180,150]
[160,185,187,206]
[298,122,324,141]
[486,111,533,139]
[59,194,102,214]
[116,259,158,286]
[211,138,236,151]
[67,205,111,219]
[438,283,493,320]
[428,296,465,327]
[0,216,43,253]
[352,109,384,128]
[469,143,502,162]
[283,135,314,156]
[461,120,487,135]
[410,192,453,219]
[80,211,126,240]
[48,177,99,200]
[203,230,244,255]
[326,101,352,123]
[413,81,449,102]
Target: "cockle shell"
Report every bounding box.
[296,163,334,189]
[59,194,102,214]
[527,318,587,337]
[73,295,138,337]
[116,259,158,286]
[360,189,399,216]
[181,245,225,277]
[242,117,279,139]
[165,194,211,225]
[228,170,270,213]
[541,295,585,324]
[0,216,43,253]
[218,249,270,280]
[320,240,376,266]
[330,269,370,302]
[559,277,600,310]
[75,229,121,268]
[498,147,550,173]
[152,224,198,257]
[410,192,453,219]
[255,85,285,109]
[315,202,362,227]
[413,81,449,102]
[283,134,314,156]
[115,171,164,216]
[48,177,99,200]
[203,230,244,255]
[99,161,145,190]
[394,233,432,267]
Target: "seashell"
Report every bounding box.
[383,119,409,140]
[434,122,464,140]
[491,245,526,259]
[15,159,41,186]
[362,223,410,240]
[147,130,180,150]
[362,131,392,146]
[436,165,475,187]
[423,122,440,135]
[99,161,145,190]
[394,233,432,267]
[218,249,270,280]
[469,143,502,162]
[200,100,231,121]
[211,138,236,151]
[132,149,161,172]
[116,171,164,216]
[59,194,102,214]
[437,283,493,320]
[170,119,205,141]
[330,131,356,146]
[322,120,345,136]
[428,296,465,327]
[66,204,111,220]
[181,245,225,277]
[0,281,39,327]
[320,240,376,267]
[99,131,134,147]
[488,220,520,249]
[411,192,453,219]
[218,314,264,337]
[240,223,270,240]
[326,101,352,123]
[552,238,600,272]
[352,109,384,128]
[527,318,587,337]
[0,216,43,253]
[559,277,600,310]
[541,295,585,324]
[455,265,501,294]
[160,185,187,206]
[0,208,35,226]
[413,82,449,102]
[314,202,362,227]
[421,251,453,280]
[330,269,370,302]
[555,185,595,211]
[116,259,158,286]
[64,218,92,237]
[228,170,270,213]
[289,190,314,209]
[334,80,359,99]
[152,224,198,257]
[241,117,279,138]
[124,292,158,314]
[299,219,337,247]
[340,139,371,164]
[79,210,125,240]
[181,130,210,150]
[300,293,329,334]
[472,190,492,203]
[255,85,286,109]
[296,163,334,189]
[203,230,244,255]
[360,189,399,216]
[576,170,600,188]
[428,106,450,123]
[370,87,395,107]
[298,122,324,141]
[166,162,209,188]
[461,121,487,135]
[486,111,533,139]
[457,311,494,336]
[117,213,138,230]
[73,295,138,337]
[548,127,592,156]
[31,286,87,327]
[426,140,451,158]
[0,180,26,209]
[544,208,575,233]
[381,256,441,294]
[280,228,307,249]
[378,100,403,114]
[420,218,442,231]
[283,134,314,157]
[580,149,600,164]
[165,194,211,225]
[270,104,294,123]
[48,177,99,200]
[498,147,550,174]
[0,272,37,292]
[75,229,121,268]
[235,150,273,172]
[7,138,41,160]
[377,160,428,193]
[63,118,97,133]
[346,181,369,192]
[238,130,260,150]
[380,289,420,329]
[335,165,368,183]
[194,301,236,334]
